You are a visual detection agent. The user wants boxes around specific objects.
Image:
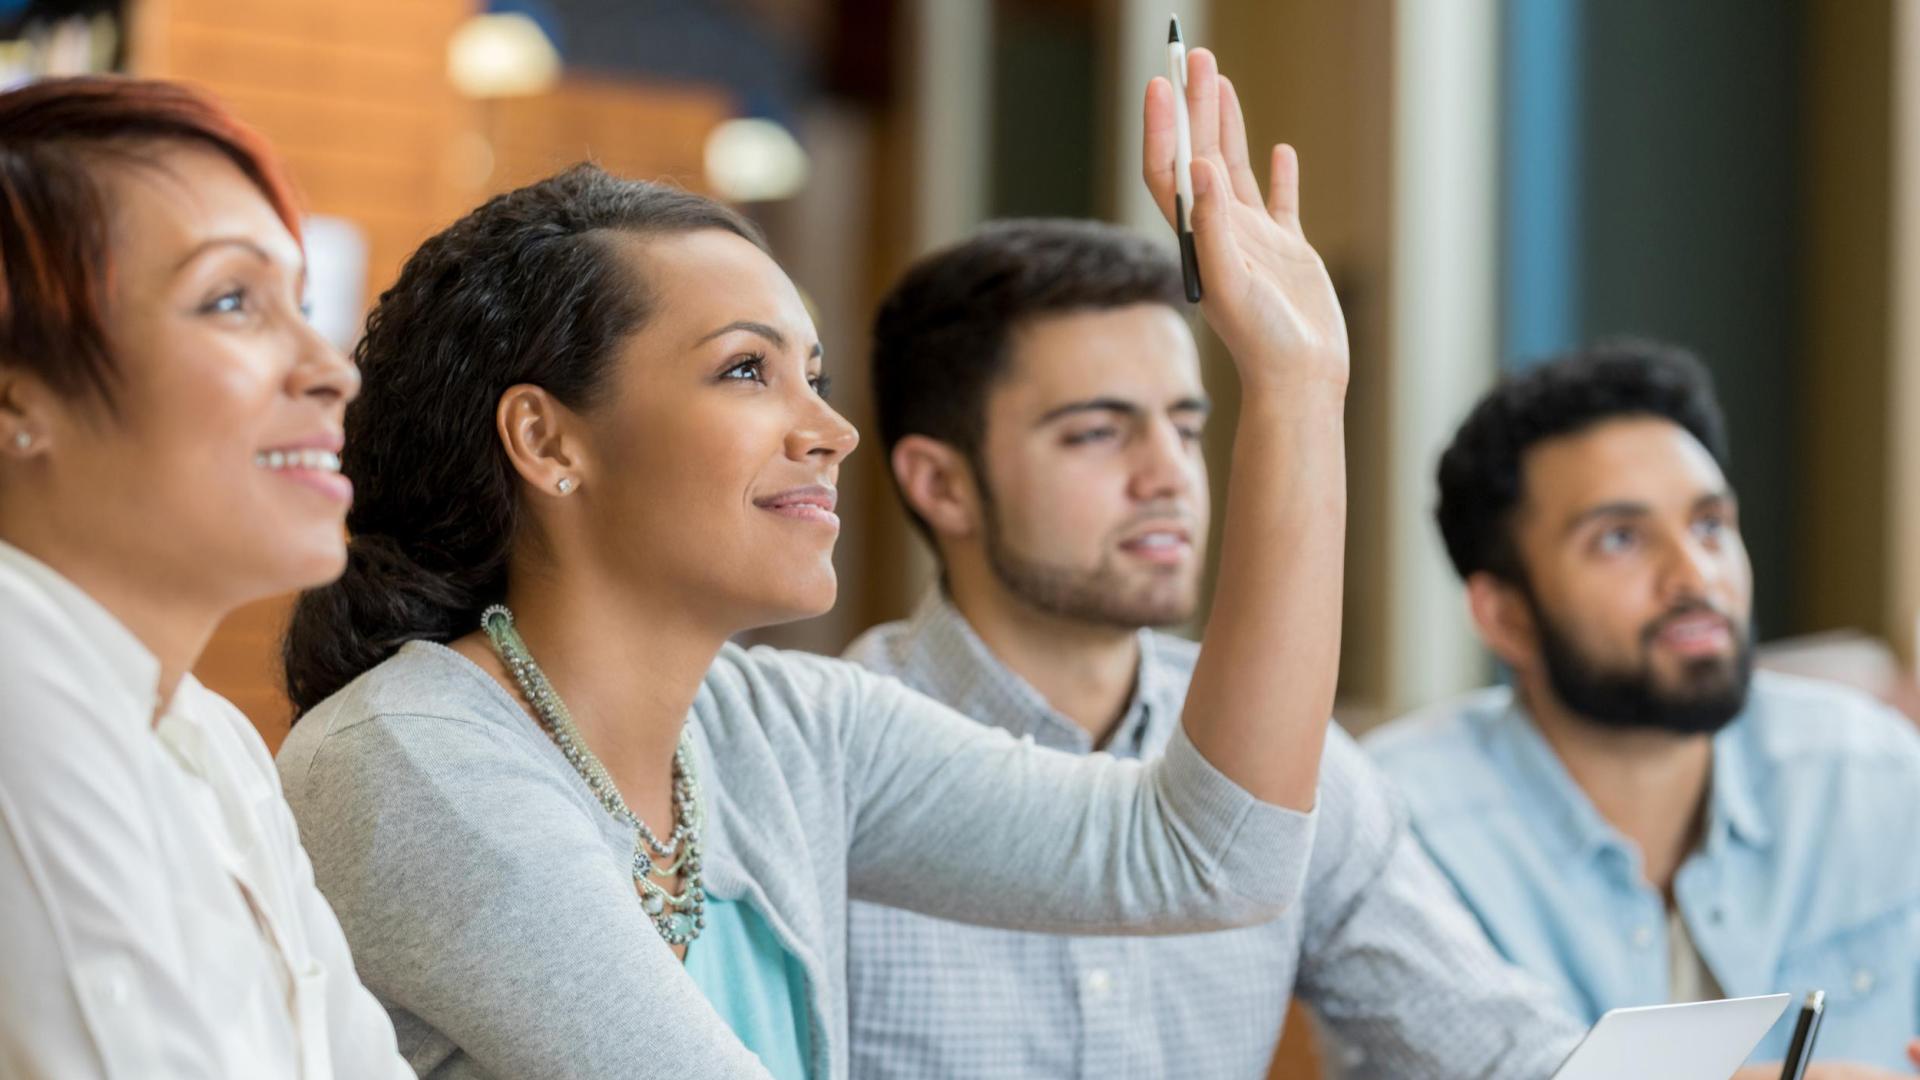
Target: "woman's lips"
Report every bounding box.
[755,486,840,529]
[256,446,353,504]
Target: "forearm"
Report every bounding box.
[846,670,1315,928]
[1181,379,1346,810]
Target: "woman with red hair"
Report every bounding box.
[0,77,409,1078]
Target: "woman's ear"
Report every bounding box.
[0,372,54,458]
[496,384,585,498]
[892,435,983,541]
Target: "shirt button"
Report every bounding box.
[1632,926,1654,949]
[1084,968,1113,999]
[107,974,131,1006]
[1852,969,1875,996]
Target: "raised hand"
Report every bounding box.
[1142,47,1349,394]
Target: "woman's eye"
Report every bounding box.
[809,374,833,399]
[722,355,767,383]
[1176,426,1202,442]
[201,287,247,316]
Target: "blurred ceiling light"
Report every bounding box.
[447,13,560,99]
[704,118,809,202]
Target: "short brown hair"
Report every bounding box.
[0,76,302,406]
[869,219,1185,541]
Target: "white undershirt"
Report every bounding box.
[1668,904,1726,1003]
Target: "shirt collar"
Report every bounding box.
[1491,690,1774,865]
[898,588,1163,756]
[0,537,162,721]
[1487,695,1629,864]
[1114,632,1167,755]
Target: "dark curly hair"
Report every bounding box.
[1435,339,1729,584]
[869,219,1185,540]
[281,164,764,715]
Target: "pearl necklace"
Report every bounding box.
[481,604,707,946]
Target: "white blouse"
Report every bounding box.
[0,540,410,1079]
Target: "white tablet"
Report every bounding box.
[1551,994,1792,1080]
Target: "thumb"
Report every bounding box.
[1187,157,1242,297]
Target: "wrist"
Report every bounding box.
[1236,370,1349,414]
[1230,346,1349,397]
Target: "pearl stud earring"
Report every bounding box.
[556,477,575,494]
[10,432,29,451]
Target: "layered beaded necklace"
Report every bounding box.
[480,604,707,946]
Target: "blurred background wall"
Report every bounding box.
[9,0,1920,1074]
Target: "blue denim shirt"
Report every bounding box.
[1365,672,1920,1071]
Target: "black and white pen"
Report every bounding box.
[1777,990,1826,1080]
[1168,14,1202,303]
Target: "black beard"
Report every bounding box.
[1530,596,1753,736]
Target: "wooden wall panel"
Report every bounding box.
[487,76,728,193]
[1798,1,1894,647]
[130,0,476,283]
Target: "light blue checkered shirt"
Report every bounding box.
[842,592,1586,1080]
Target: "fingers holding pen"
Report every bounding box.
[1140,36,1349,383]
[1185,157,1245,302]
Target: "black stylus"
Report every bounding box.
[1777,990,1826,1080]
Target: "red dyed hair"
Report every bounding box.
[0,75,302,405]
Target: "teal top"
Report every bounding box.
[685,897,812,1079]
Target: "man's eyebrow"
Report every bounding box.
[1034,397,1143,426]
[1562,500,1651,536]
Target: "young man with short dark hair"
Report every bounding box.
[844,217,1584,1079]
